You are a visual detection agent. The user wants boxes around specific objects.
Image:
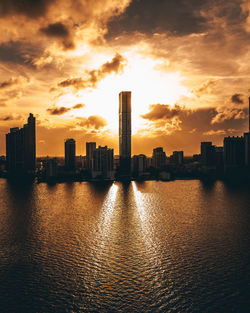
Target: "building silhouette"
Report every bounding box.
[86,142,96,170]
[6,113,36,175]
[45,157,58,179]
[200,142,215,166]
[244,97,250,167]
[171,151,184,165]
[92,145,114,180]
[152,147,166,169]
[65,138,76,170]
[223,136,245,170]
[119,91,131,176]
[132,154,147,176]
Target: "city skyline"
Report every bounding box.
[1,2,250,312]
[2,95,250,158]
[1,1,250,156]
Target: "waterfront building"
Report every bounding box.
[6,113,36,175]
[45,157,58,179]
[119,91,131,175]
[171,151,184,165]
[92,145,114,180]
[132,154,147,175]
[223,136,245,169]
[244,97,250,166]
[65,138,76,170]
[200,142,215,166]
[86,142,96,170]
[152,147,166,169]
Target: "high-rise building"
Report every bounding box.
[152,147,166,169]
[223,136,245,169]
[119,91,131,175]
[86,142,96,170]
[92,145,114,180]
[24,113,36,172]
[244,97,250,166]
[6,113,36,175]
[132,154,147,175]
[65,138,76,170]
[200,142,214,165]
[171,151,184,165]
[45,157,58,179]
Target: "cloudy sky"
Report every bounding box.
[0,0,250,156]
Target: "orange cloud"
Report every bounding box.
[76,116,107,130]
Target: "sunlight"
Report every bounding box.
[55,52,190,134]
[98,183,118,233]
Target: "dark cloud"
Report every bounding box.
[142,104,247,132]
[76,116,107,129]
[141,104,181,121]
[106,0,209,38]
[0,78,19,89]
[58,53,126,90]
[73,103,85,109]
[231,93,244,104]
[47,103,85,115]
[0,0,55,18]
[0,114,22,121]
[40,22,69,37]
[58,77,86,89]
[0,116,14,121]
[138,104,248,155]
[0,41,41,67]
[40,22,75,50]
[47,107,71,115]
[106,0,247,39]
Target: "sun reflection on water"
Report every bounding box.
[132,182,163,266]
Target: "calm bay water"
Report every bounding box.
[0,178,249,312]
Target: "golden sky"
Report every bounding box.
[0,0,250,156]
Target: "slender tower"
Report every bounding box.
[119,91,131,175]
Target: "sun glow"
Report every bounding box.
[54,52,190,133]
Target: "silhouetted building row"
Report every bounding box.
[5,96,250,182]
[6,113,36,175]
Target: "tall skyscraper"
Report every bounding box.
[6,113,36,175]
[86,142,96,170]
[119,91,131,175]
[65,138,76,170]
[24,113,36,172]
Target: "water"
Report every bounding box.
[0,179,249,312]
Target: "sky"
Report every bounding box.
[0,0,250,156]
